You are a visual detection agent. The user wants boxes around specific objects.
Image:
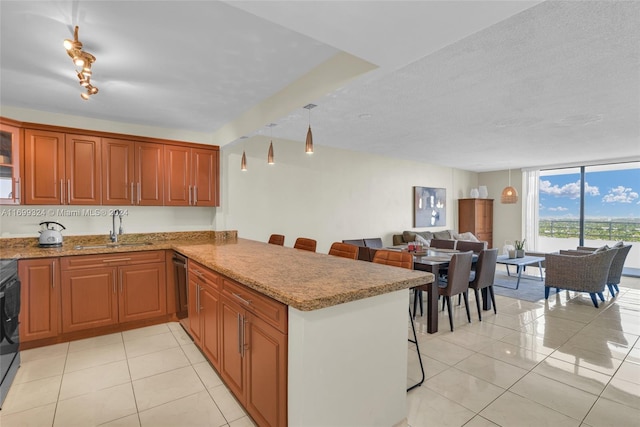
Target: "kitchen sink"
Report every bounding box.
[73,242,154,250]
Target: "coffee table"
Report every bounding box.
[496,255,545,289]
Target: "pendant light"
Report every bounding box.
[240,151,247,171]
[267,123,276,165]
[303,103,316,154]
[501,169,519,204]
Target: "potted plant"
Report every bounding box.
[515,239,526,258]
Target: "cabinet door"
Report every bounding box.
[164,145,191,206]
[23,129,65,204]
[119,262,167,323]
[135,142,164,206]
[65,134,101,204]
[0,122,21,205]
[192,148,219,207]
[201,284,220,369]
[18,258,60,341]
[220,295,245,400]
[102,138,135,205]
[245,314,287,427]
[61,266,118,333]
[187,277,202,344]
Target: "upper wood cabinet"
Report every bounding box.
[458,198,494,248]
[102,138,164,206]
[165,145,219,206]
[23,129,101,205]
[0,121,22,205]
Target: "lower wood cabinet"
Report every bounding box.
[18,258,60,342]
[187,260,221,368]
[60,251,166,333]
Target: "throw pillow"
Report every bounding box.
[594,245,610,253]
[403,231,417,243]
[416,231,434,241]
[454,231,480,242]
[415,234,431,247]
[433,230,452,240]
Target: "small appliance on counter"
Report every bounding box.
[38,221,66,247]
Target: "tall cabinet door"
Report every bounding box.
[135,142,164,206]
[18,258,60,341]
[220,295,245,399]
[65,134,102,204]
[23,129,65,204]
[102,138,135,205]
[192,148,219,206]
[0,121,21,205]
[164,145,191,206]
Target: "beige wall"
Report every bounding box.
[217,136,479,254]
[478,170,523,252]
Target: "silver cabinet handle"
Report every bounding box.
[188,185,192,205]
[120,270,123,293]
[137,182,141,205]
[241,317,246,357]
[51,260,55,288]
[103,258,131,263]
[113,273,116,294]
[194,186,198,205]
[60,180,64,204]
[67,180,71,204]
[232,292,251,306]
[192,269,203,278]
[130,182,134,205]
[237,313,242,354]
[14,178,20,202]
[197,285,201,313]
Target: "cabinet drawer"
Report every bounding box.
[61,250,165,270]
[222,279,287,334]
[188,260,220,290]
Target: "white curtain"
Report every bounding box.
[522,170,539,251]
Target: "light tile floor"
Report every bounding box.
[1,274,639,427]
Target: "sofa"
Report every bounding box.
[392,229,488,250]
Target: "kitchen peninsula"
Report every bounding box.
[4,234,434,427]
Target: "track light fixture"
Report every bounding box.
[64,26,98,100]
[303,103,316,154]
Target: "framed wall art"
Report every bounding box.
[413,186,446,227]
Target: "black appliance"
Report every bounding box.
[0,258,20,409]
[172,253,188,323]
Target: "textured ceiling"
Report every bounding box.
[1,1,638,172]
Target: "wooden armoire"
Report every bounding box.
[458,198,494,248]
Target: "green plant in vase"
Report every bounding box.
[515,239,526,258]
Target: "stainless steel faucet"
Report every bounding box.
[110,209,124,242]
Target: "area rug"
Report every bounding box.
[491,272,558,303]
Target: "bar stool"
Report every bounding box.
[268,234,285,246]
[294,237,317,252]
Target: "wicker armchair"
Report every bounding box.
[545,248,617,307]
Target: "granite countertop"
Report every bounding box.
[1,232,434,311]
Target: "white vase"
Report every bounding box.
[470,188,479,198]
[478,185,488,198]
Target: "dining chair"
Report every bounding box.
[430,239,456,250]
[294,237,317,252]
[328,242,359,260]
[342,239,371,261]
[268,234,285,246]
[468,248,498,321]
[438,251,473,331]
[371,249,425,391]
[455,240,486,254]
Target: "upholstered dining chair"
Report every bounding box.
[294,237,317,252]
[371,249,425,391]
[468,248,498,321]
[268,234,285,246]
[438,251,474,331]
[455,240,487,253]
[430,239,456,250]
[328,242,359,260]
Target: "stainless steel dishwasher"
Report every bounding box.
[172,253,188,321]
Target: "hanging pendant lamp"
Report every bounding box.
[267,123,276,165]
[303,104,316,154]
[240,151,247,171]
[501,169,518,204]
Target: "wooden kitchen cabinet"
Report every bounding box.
[60,251,166,333]
[187,260,221,368]
[220,278,287,427]
[23,129,101,205]
[18,258,60,342]
[102,138,164,206]
[164,145,219,206]
[0,119,22,205]
[458,198,494,248]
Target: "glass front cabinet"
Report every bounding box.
[0,121,21,205]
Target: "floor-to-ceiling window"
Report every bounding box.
[537,162,640,271]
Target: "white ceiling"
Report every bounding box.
[1,1,638,172]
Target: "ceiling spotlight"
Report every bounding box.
[64,26,98,99]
